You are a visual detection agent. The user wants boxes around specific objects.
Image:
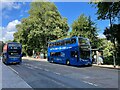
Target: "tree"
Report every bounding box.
[94,2,120,22]
[102,39,115,65]
[92,2,120,65]
[14,2,69,57]
[102,39,114,58]
[0,41,4,55]
[92,2,120,45]
[104,24,120,63]
[70,14,99,48]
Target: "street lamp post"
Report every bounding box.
[113,52,116,68]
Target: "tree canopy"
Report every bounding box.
[92,1,120,65]
[70,14,99,48]
[95,2,120,22]
[14,2,69,56]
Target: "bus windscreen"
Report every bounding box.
[8,44,21,56]
[79,38,91,59]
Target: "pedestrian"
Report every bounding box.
[93,55,97,63]
[34,53,36,58]
[98,56,103,65]
[41,53,44,59]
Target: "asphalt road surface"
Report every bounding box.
[8,59,119,89]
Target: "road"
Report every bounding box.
[6,59,119,89]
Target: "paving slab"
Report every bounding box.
[0,58,32,89]
[93,64,120,69]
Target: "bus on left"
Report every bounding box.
[2,42,22,65]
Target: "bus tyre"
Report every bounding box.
[66,60,70,65]
[88,64,92,67]
[18,62,21,65]
[50,59,54,63]
[50,58,54,63]
[5,62,8,65]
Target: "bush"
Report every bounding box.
[104,56,120,66]
[103,56,113,65]
[22,52,26,57]
[116,56,120,65]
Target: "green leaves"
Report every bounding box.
[94,2,120,23]
[14,2,69,56]
[92,2,120,65]
[70,14,98,48]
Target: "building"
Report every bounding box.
[0,41,4,55]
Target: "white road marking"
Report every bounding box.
[43,65,48,66]
[51,79,65,87]
[84,76,90,79]
[8,66,19,75]
[83,81,98,87]
[53,72,61,75]
[44,69,49,71]
[38,67,42,69]
[34,66,38,68]
[24,63,62,76]
[27,66,35,70]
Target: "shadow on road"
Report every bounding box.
[22,59,92,69]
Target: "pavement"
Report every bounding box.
[0,57,32,89]
[22,57,120,69]
[22,56,47,62]
[93,64,120,69]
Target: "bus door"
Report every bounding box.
[70,51,79,63]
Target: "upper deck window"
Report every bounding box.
[78,38,89,45]
[48,38,77,48]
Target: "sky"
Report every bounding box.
[1,1,110,42]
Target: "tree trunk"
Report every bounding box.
[43,52,46,59]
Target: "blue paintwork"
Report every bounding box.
[47,37,92,66]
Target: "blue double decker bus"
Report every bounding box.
[2,42,22,64]
[47,36,92,66]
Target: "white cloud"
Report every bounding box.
[97,33,106,39]
[0,27,3,41]
[1,20,21,42]
[1,0,94,2]
[1,0,32,2]
[6,20,21,32]
[1,2,21,11]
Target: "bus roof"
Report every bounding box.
[7,42,20,44]
[4,42,22,47]
[48,36,88,44]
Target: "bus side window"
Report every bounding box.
[61,41,65,46]
[65,40,71,45]
[71,51,78,58]
[50,52,61,56]
[71,38,76,44]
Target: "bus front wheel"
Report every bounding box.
[50,58,54,63]
[66,60,70,65]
